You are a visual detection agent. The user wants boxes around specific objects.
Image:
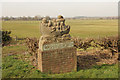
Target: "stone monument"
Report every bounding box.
[38,15,77,73]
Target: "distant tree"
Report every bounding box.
[10,16,14,20]
[2,16,4,21]
[28,16,32,20]
[4,16,9,21]
[34,15,42,21]
[19,16,23,20]
[45,16,50,20]
[23,16,27,20]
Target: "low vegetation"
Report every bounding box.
[2,30,12,46]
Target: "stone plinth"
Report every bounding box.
[38,40,77,74]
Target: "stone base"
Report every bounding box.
[38,41,77,74]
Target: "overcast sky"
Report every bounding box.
[2,2,118,17]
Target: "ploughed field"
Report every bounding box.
[2,19,119,78]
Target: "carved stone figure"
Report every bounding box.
[40,15,71,41]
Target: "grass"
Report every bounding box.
[2,41,27,56]
[2,42,119,78]
[2,45,27,56]
[2,52,118,78]
[2,19,119,78]
[2,21,41,38]
[66,19,118,38]
[2,19,118,38]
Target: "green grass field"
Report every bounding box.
[2,55,118,78]
[2,19,119,78]
[2,19,118,38]
[2,44,119,78]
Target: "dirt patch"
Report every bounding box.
[77,49,118,69]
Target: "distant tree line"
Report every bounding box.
[2,15,118,21]
[68,16,118,20]
[2,15,51,21]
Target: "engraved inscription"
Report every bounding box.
[42,41,74,51]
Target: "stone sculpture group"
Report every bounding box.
[40,15,71,42]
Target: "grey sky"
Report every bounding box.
[2,2,118,17]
